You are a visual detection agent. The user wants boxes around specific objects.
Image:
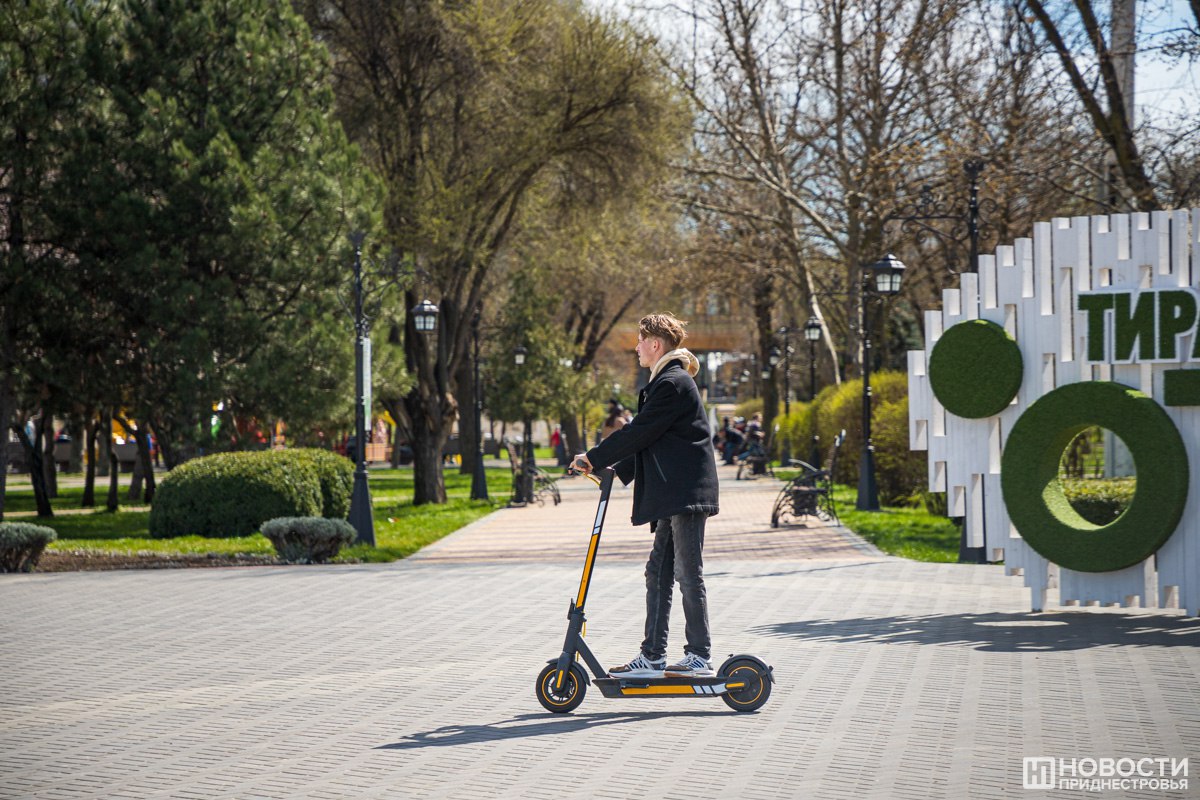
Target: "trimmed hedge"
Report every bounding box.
[149,449,351,539]
[287,448,354,519]
[1060,478,1136,526]
[0,522,57,573]
[770,372,922,504]
[261,516,356,564]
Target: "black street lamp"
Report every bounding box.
[887,159,992,275]
[768,326,796,465]
[469,311,488,502]
[804,316,822,465]
[857,254,905,512]
[346,232,438,547]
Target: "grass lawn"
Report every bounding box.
[4,467,517,563]
[775,469,961,563]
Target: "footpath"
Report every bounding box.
[1,463,1197,800]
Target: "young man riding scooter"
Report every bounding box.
[573,313,720,678]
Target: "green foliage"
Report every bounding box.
[1001,381,1187,573]
[287,448,355,519]
[928,320,1022,418]
[260,517,356,564]
[733,398,764,421]
[149,451,328,538]
[485,265,580,423]
[771,374,922,502]
[1060,478,1136,526]
[33,0,379,461]
[0,522,58,573]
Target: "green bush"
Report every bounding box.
[873,396,927,505]
[0,522,57,573]
[149,450,327,538]
[1060,478,1136,525]
[261,516,357,564]
[288,448,354,518]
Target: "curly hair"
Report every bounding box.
[638,313,688,350]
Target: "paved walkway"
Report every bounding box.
[1,464,1198,800]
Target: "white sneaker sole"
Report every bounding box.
[609,667,665,678]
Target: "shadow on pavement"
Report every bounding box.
[752,611,1200,653]
[378,710,737,750]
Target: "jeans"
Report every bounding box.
[641,511,711,662]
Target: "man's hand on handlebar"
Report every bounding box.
[569,454,593,476]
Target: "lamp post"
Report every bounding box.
[769,326,795,466]
[804,316,822,466]
[346,233,439,546]
[469,310,488,501]
[887,159,992,275]
[857,254,906,512]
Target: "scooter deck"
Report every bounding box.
[593,674,743,698]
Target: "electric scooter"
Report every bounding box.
[535,464,774,713]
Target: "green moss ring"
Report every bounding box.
[929,319,1023,418]
[1000,381,1189,573]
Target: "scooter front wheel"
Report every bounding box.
[719,655,772,712]
[536,662,587,713]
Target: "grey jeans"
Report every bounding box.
[641,511,711,662]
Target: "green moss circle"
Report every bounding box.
[929,319,1023,418]
[1000,382,1189,573]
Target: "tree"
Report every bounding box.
[1022,0,1200,211]
[304,0,687,503]
[0,0,97,518]
[46,0,375,473]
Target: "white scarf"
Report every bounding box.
[650,348,700,382]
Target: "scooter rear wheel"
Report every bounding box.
[719,655,772,712]
[536,662,587,713]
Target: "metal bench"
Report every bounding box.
[504,440,561,506]
[770,430,844,527]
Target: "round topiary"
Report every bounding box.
[149,450,324,538]
[928,319,1023,418]
[261,517,357,564]
[1000,381,1189,573]
[288,448,354,519]
[0,522,58,573]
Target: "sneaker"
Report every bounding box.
[664,653,714,677]
[608,654,666,678]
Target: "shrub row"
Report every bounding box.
[0,522,57,573]
[1059,477,1136,525]
[149,448,353,538]
[772,371,925,505]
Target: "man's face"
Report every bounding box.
[636,333,664,368]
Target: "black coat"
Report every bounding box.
[586,359,719,526]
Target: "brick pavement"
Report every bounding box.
[1,464,1198,800]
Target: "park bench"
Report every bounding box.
[770,429,844,527]
[504,439,561,506]
[735,428,773,481]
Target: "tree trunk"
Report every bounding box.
[104,413,120,512]
[41,416,58,498]
[97,420,110,477]
[136,425,155,503]
[0,375,12,520]
[456,355,478,477]
[82,416,97,508]
[561,414,583,459]
[752,272,777,438]
[14,418,53,517]
[68,420,83,472]
[120,415,145,503]
[410,426,447,504]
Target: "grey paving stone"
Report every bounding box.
[1,468,1197,799]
